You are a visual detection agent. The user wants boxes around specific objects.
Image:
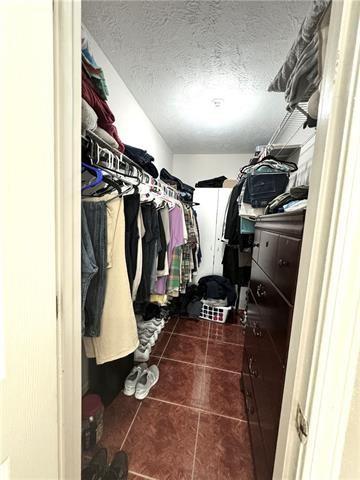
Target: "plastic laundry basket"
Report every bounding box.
[199,302,231,323]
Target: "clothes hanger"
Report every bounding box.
[81,162,104,192]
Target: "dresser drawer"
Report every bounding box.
[242,357,271,480]
[245,289,275,354]
[245,343,284,473]
[274,236,302,304]
[250,261,292,366]
[257,231,279,278]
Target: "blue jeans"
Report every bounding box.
[82,201,107,336]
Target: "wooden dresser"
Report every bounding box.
[241,211,305,479]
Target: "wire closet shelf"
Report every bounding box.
[82,129,180,201]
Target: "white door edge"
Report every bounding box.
[274,1,360,478]
[53,1,82,478]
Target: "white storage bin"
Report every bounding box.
[199,302,231,323]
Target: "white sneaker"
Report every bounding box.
[135,365,160,400]
[123,363,147,396]
[139,336,151,348]
[138,329,158,345]
[134,344,151,362]
[137,319,164,333]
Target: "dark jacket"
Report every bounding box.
[198,275,236,306]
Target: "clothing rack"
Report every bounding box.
[82,130,180,201]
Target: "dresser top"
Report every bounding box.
[255,211,305,238]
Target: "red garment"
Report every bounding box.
[82,70,125,152]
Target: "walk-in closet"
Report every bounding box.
[78,1,339,479]
[2,0,360,479]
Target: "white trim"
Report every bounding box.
[274,1,360,478]
[53,1,82,478]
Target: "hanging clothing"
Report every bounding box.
[157,211,167,271]
[167,246,183,297]
[82,201,108,337]
[135,203,159,305]
[81,204,100,336]
[157,206,170,277]
[154,205,185,295]
[132,207,145,301]
[83,195,139,364]
[124,194,140,292]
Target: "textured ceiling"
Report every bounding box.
[83,1,309,154]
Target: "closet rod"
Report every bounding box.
[83,130,180,201]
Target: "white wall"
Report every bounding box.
[83,26,173,173]
[173,153,251,187]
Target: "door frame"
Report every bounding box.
[54,1,360,478]
[274,1,360,478]
[53,1,82,478]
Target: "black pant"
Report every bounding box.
[124,194,140,292]
[135,203,159,307]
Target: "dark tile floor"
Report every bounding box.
[99,317,255,480]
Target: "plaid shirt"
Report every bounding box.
[167,246,182,297]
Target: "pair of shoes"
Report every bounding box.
[82,449,128,480]
[123,363,159,400]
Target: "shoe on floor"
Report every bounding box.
[134,344,151,362]
[103,451,128,480]
[81,448,108,480]
[135,365,159,400]
[137,319,163,332]
[138,329,158,345]
[123,363,147,396]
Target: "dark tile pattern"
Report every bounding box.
[163,334,207,365]
[99,394,140,456]
[174,318,210,338]
[201,367,247,419]
[123,399,198,480]
[209,322,245,345]
[194,412,255,480]
[151,332,171,357]
[98,317,254,480]
[151,359,204,409]
[163,317,178,333]
[206,340,244,373]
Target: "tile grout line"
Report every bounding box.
[128,471,159,480]
[156,355,242,375]
[191,412,201,480]
[152,317,178,366]
[158,317,178,363]
[172,330,245,348]
[146,395,248,424]
[120,401,142,451]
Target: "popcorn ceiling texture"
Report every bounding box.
[83,1,308,154]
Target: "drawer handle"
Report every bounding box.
[256,284,267,298]
[278,259,289,267]
[249,356,259,377]
[252,323,262,337]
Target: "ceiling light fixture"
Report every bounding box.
[212,98,224,108]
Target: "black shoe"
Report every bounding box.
[82,448,108,480]
[103,451,128,480]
